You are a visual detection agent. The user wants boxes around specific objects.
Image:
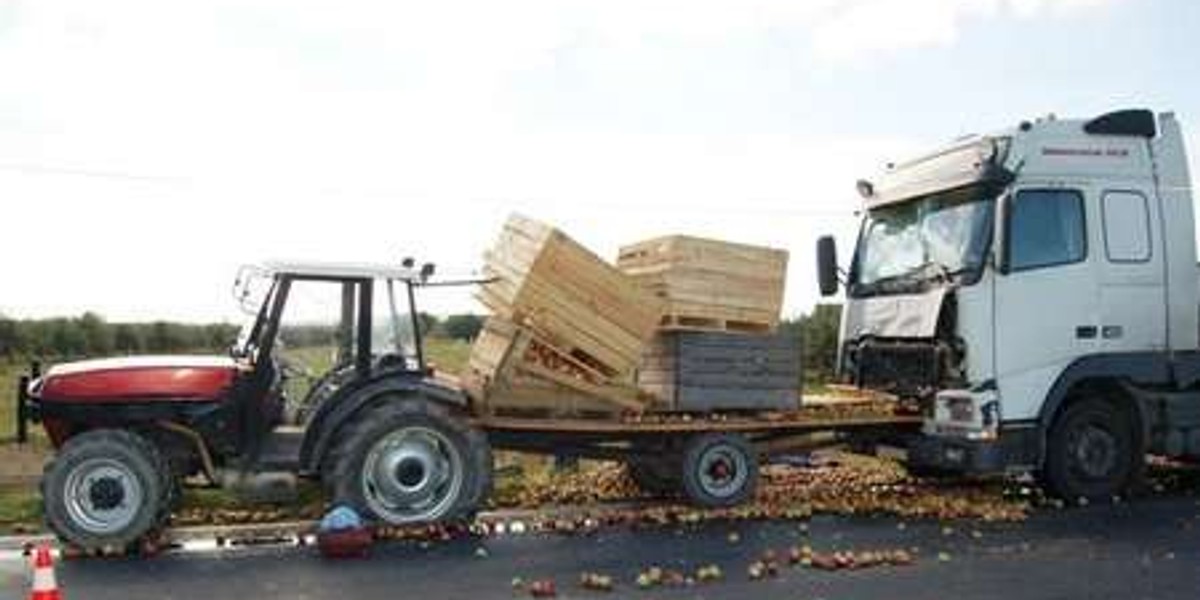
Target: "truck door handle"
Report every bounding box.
[1075,326,1097,339]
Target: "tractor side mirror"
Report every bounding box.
[816,236,839,296]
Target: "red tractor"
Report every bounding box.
[19,261,493,550]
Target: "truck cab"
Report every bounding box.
[818,109,1199,499]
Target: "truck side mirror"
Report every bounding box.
[995,193,1011,275]
[816,236,839,296]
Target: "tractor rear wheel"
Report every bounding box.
[42,429,175,551]
[328,397,492,525]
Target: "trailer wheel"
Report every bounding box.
[626,455,681,496]
[329,397,492,525]
[42,429,174,551]
[1042,398,1140,502]
[680,432,758,508]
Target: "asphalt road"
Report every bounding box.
[5,494,1200,600]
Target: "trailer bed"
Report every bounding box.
[474,413,920,435]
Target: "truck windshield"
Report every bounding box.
[850,185,995,296]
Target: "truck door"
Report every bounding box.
[993,185,1100,421]
[1095,187,1166,353]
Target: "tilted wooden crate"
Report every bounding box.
[617,235,788,333]
[468,214,664,415]
[477,214,663,377]
[466,317,646,416]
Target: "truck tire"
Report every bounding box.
[680,432,758,509]
[626,455,681,496]
[1041,399,1141,502]
[328,397,492,525]
[42,429,174,551]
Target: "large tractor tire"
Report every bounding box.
[328,397,492,525]
[42,429,175,551]
[1040,398,1142,502]
[680,432,759,509]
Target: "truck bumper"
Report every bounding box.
[907,435,1008,474]
[908,423,1041,475]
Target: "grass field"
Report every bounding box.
[0,362,30,444]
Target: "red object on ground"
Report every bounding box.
[29,544,62,600]
[317,528,374,558]
[37,356,237,403]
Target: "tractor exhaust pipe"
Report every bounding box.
[15,361,39,444]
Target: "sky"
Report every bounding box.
[1,0,1198,323]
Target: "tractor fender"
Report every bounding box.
[298,375,468,474]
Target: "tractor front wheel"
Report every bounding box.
[42,429,175,551]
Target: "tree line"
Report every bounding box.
[0,313,240,360]
[778,303,842,383]
[0,307,843,382]
[0,312,491,362]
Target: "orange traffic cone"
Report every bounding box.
[29,544,62,600]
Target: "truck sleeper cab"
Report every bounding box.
[818,109,1200,500]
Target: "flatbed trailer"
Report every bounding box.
[472,405,922,506]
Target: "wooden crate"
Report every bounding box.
[637,331,801,412]
[466,316,647,416]
[478,214,663,378]
[617,235,787,333]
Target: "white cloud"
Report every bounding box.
[809,0,1118,63]
[0,0,1126,322]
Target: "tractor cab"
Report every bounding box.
[230,260,435,427]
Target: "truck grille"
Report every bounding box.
[851,340,940,394]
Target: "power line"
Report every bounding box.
[0,162,190,184]
[0,161,859,217]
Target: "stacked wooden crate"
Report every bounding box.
[619,235,800,412]
[638,331,801,411]
[616,236,788,333]
[467,214,664,416]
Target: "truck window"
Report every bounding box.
[1101,190,1151,262]
[1007,189,1086,271]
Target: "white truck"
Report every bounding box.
[816,108,1199,500]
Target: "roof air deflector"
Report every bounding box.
[1083,109,1156,138]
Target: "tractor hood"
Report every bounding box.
[34,355,239,403]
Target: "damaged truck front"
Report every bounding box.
[827,134,1010,448]
[818,109,1200,500]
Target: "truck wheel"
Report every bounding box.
[42,429,174,551]
[329,397,492,525]
[1042,399,1141,501]
[680,432,758,508]
[626,455,681,496]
